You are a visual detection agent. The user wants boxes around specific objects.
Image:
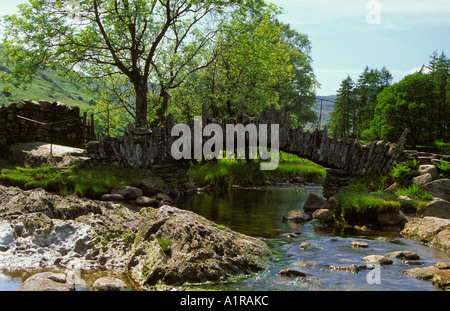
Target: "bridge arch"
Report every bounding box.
[87,104,408,198]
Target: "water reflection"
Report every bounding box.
[176,186,322,238]
[176,187,450,291]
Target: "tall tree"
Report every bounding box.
[428,50,450,138]
[373,72,436,146]
[329,76,355,138]
[1,0,270,128]
[169,15,318,127]
[354,66,392,137]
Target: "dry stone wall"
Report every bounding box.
[0,100,83,148]
[87,104,408,197]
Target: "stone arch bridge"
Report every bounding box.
[87,104,408,198]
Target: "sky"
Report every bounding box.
[1,0,450,95]
[269,0,450,95]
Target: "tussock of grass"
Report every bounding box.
[0,164,151,197]
[335,190,401,224]
[189,152,326,190]
[395,184,433,201]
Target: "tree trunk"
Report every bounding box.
[134,79,148,128]
[157,89,170,126]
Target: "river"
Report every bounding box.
[0,186,449,291]
[175,185,450,291]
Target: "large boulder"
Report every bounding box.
[0,185,139,272]
[0,185,273,289]
[5,142,87,168]
[412,173,433,187]
[17,272,75,291]
[92,277,129,291]
[138,177,170,196]
[423,179,450,201]
[0,186,102,220]
[418,165,438,180]
[403,264,450,290]
[377,211,405,226]
[423,198,450,219]
[128,206,273,287]
[303,193,328,216]
[283,210,311,223]
[111,186,143,200]
[312,209,334,223]
[401,217,450,251]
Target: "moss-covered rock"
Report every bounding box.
[401,216,450,251]
[403,264,450,291]
[128,205,273,288]
[0,186,273,289]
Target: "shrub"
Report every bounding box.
[390,164,411,185]
[389,160,421,186]
[434,159,450,179]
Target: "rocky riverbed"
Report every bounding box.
[0,185,272,290]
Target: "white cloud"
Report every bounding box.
[400,66,431,75]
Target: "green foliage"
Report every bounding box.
[329,67,393,139]
[0,157,16,171]
[1,0,281,127]
[329,51,450,147]
[373,72,438,146]
[0,164,150,197]
[189,160,265,190]
[390,164,411,185]
[188,152,326,191]
[334,189,401,225]
[395,185,433,201]
[329,75,355,138]
[157,238,172,253]
[169,16,318,127]
[389,160,420,186]
[435,141,450,153]
[434,159,450,179]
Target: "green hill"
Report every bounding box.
[315,95,336,125]
[0,55,94,113]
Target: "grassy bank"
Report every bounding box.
[0,164,151,198]
[333,159,435,225]
[189,152,326,190]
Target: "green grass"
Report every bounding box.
[157,238,172,253]
[189,152,326,190]
[1,53,93,113]
[435,141,450,153]
[0,164,151,197]
[334,189,401,225]
[334,168,434,225]
[395,184,433,201]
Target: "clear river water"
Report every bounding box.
[1,186,449,291]
[175,186,450,291]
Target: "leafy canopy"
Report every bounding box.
[1,0,272,127]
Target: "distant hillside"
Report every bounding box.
[0,53,93,112]
[315,95,336,125]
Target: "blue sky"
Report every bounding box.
[270,0,450,95]
[1,0,450,95]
